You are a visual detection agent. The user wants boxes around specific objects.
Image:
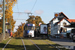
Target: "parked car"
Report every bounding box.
[54,34,62,38]
[70,29,75,42]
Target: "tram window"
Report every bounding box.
[27,26,35,30]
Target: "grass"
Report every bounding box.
[31,39,58,50]
[43,39,69,50]
[0,38,11,50]
[23,39,38,50]
[0,38,69,50]
[4,38,25,50]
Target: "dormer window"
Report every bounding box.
[63,22,66,26]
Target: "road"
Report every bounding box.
[50,37,75,50]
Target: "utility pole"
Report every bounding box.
[27,12,32,23]
[27,12,32,16]
[3,0,5,39]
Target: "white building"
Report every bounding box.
[50,12,75,37]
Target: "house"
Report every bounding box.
[50,12,75,37]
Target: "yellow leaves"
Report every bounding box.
[5,4,8,6]
[0,4,2,7]
[5,9,11,18]
[13,23,25,37]
[5,1,16,31]
[0,27,2,29]
[5,15,10,18]
[0,0,17,33]
[13,0,17,2]
[0,14,2,17]
[0,19,3,33]
[5,0,8,2]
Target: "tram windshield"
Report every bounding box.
[25,26,35,30]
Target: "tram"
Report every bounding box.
[23,24,35,37]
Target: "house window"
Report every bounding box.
[60,27,67,33]
[63,22,66,26]
[62,28,67,32]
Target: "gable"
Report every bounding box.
[53,18,59,24]
[58,19,70,26]
[59,12,69,19]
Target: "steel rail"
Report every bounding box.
[2,38,12,50]
[41,40,60,50]
[21,38,26,50]
[29,39,41,50]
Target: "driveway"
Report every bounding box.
[50,37,75,50]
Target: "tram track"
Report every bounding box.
[21,38,26,50]
[28,38,67,50]
[1,38,68,50]
[2,38,12,50]
[29,39,41,50]
[29,38,59,50]
[41,40,60,50]
[2,38,26,50]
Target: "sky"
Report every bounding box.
[12,0,75,32]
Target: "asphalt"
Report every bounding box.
[50,37,75,50]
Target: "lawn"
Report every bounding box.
[0,38,11,50]
[42,39,69,50]
[31,39,58,50]
[3,38,25,50]
[23,39,38,50]
[0,38,69,50]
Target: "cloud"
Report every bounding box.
[25,10,31,13]
[35,10,44,15]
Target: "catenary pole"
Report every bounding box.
[3,0,5,39]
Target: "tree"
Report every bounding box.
[26,15,35,23]
[0,0,17,33]
[26,15,45,26]
[35,16,45,26]
[0,19,3,33]
[13,23,25,37]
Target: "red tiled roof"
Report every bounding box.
[57,19,75,24]
[50,12,69,23]
[59,12,69,19]
[67,19,75,23]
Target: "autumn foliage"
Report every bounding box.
[13,23,25,37]
[0,0,17,33]
[26,15,45,26]
[13,15,45,37]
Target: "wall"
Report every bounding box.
[59,19,73,33]
[0,33,9,42]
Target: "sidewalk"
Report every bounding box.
[50,37,73,42]
[49,37,75,50]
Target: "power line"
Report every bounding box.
[17,1,19,13]
[14,19,26,20]
[13,0,37,22]
[16,1,20,20]
[31,0,37,12]
[13,12,32,14]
